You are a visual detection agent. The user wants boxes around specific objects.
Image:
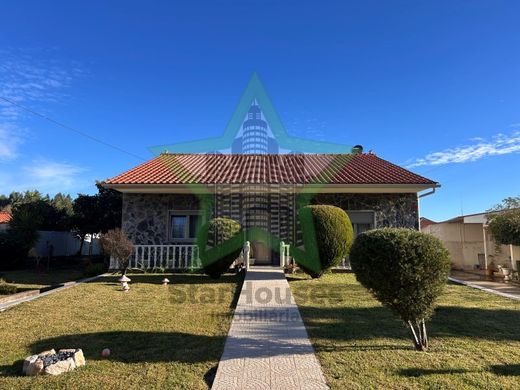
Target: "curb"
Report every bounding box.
[0,273,108,312]
[448,276,520,302]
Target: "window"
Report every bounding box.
[346,211,375,237]
[170,212,201,241]
[353,223,372,236]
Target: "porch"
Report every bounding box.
[109,241,293,271]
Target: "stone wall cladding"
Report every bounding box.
[310,193,419,229]
[121,192,419,245]
[122,193,201,245]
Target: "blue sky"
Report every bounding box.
[0,0,519,221]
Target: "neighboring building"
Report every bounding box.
[421,212,520,271]
[33,231,102,257]
[0,211,101,256]
[0,210,12,231]
[419,217,436,230]
[104,152,438,267]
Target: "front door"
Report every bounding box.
[252,240,271,264]
[244,205,272,265]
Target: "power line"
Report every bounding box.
[0,95,147,161]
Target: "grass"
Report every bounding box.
[0,267,88,293]
[289,273,520,390]
[0,272,242,389]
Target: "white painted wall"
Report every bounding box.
[422,222,519,270]
[34,231,102,257]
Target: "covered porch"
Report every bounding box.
[109,241,292,271]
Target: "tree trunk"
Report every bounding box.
[420,319,429,350]
[407,320,428,351]
[78,234,86,256]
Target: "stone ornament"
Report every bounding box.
[23,348,85,376]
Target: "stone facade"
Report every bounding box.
[122,193,203,245]
[121,192,419,245]
[310,193,419,229]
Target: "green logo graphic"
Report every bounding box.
[148,73,356,276]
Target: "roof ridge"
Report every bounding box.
[103,153,438,186]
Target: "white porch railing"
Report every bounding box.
[279,241,291,267]
[338,257,351,270]
[110,244,201,270]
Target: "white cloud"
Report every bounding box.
[0,123,25,159]
[407,131,520,168]
[0,49,82,160]
[0,159,88,195]
[25,159,84,180]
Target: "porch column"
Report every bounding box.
[482,225,488,270]
[510,244,515,270]
[280,241,285,268]
[244,241,250,270]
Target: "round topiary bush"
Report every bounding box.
[349,228,450,351]
[295,205,353,278]
[197,217,243,278]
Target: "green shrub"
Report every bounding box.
[197,217,243,278]
[0,202,42,270]
[83,263,106,277]
[349,228,450,351]
[295,205,353,278]
[0,279,18,295]
[488,209,520,246]
[0,232,30,270]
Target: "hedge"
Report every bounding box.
[197,217,243,278]
[295,205,353,278]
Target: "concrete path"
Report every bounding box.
[0,274,103,312]
[212,267,328,390]
[450,271,520,301]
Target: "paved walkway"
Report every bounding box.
[212,267,328,390]
[450,271,520,301]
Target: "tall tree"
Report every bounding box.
[72,184,122,254]
[487,195,520,251]
[0,195,9,210]
[95,183,122,233]
[488,196,520,212]
[72,194,101,254]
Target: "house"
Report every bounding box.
[421,212,520,272]
[0,210,12,231]
[103,152,438,269]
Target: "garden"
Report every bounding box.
[0,272,243,389]
[290,273,520,389]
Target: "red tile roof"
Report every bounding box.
[105,153,437,187]
[420,217,437,229]
[0,211,12,224]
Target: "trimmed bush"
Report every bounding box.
[295,205,354,278]
[349,228,450,351]
[197,217,243,279]
[0,279,17,295]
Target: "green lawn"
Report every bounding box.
[289,273,520,390]
[0,273,242,389]
[0,267,87,293]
